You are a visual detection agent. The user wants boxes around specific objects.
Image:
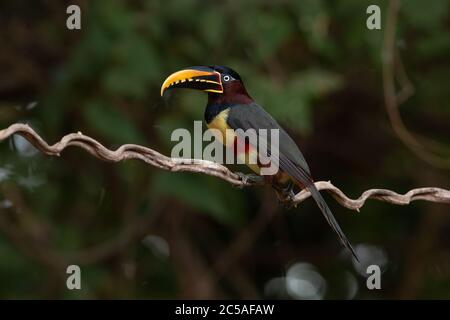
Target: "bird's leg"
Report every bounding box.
[274,181,297,209]
[234,172,265,187]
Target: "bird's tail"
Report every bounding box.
[305,182,359,261]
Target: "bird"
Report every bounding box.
[160,65,358,260]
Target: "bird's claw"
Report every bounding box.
[234,172,264,189]
[234,172,247,189]
[276,183,297,209]
[278,193,297,209]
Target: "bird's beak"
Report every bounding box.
[160,66,223,96]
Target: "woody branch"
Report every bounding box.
[1,123,449,211]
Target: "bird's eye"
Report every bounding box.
[223,75,231,82]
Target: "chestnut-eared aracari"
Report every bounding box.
[161,66,357,260]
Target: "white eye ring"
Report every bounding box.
[223,75,231,82]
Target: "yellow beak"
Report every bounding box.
[160,66,223,96]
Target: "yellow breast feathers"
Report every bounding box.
[206,109,236,147]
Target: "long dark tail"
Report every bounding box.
[278,155,359,261]
[306,182,359,261]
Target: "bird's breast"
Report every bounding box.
[206,108,237,147]
[206,108,262,174]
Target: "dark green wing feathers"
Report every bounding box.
[227,103,358,260]
[227,103,311,174]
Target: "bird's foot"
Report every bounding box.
[278,192,297,209]
[285,190,298,209]
[234,172,264,188]
[275,182,297,209]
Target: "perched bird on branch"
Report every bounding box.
[161,65,358,260]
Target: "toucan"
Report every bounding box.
[161,65,357,260]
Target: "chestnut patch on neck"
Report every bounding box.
[208,81,253,105]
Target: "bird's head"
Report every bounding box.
[160,65,252,104]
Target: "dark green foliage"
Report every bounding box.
[0,0,449,299]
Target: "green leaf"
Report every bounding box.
[151,172,245,226]
[402,0,448,31]
[83,101,145,144]
[103,35,161,99]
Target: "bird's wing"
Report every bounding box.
[227,103,310,174]
[227,103,358,260]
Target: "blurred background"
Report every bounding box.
[0,0,449,299]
